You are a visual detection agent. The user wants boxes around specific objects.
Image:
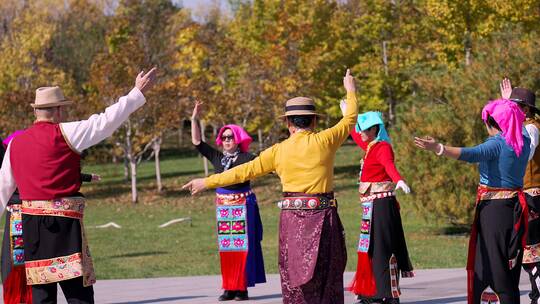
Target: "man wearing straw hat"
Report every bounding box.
[0,68,156,303]
[183,69,358,303]
[501,78,540,304]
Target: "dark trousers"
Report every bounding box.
[472,199,523,304]
[32,276,94,304]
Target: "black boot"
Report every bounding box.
[355,297,375,304]
[218,290,237,301]
[234,290,249,301]
[382,298,400,304]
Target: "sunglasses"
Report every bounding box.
[221,135,235,142]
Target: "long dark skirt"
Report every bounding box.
[365,196,413,299]
[472,198,524,304]
[279,207,347,304]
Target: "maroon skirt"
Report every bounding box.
[278,193,347,304]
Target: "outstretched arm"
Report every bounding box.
[183,144,278,194]
[317,69,358,148]
[60,68,157,153]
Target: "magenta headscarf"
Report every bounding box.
[216,124,252,153]
[481,99,526,157]
[3,130,25,147]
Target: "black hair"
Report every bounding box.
[486,115,501,131]
[288,115,315,129]
[368,124,380,134]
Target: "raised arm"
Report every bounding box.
[60,68,157,153]
[183,144,278,194]
[191,100,203,146]
[316,69,358,148]
[0,144,18,216]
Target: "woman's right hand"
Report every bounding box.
[414,136,439,153]
[191,100,203,120]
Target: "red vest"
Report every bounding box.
[10,122,81,200]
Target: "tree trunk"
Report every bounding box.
[382,40,395,125]
[200,120,209,176]
[125,121,137,204]
[130,159,138,204]
[258,128,263,152]
[123,157,129,182]
[153,137,163,192]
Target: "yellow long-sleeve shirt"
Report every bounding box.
[205,91,358,194]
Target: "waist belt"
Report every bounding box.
[21,197,85,219]
[359,181,395,195]
[525,188,540,197]
[278,192,336,210]
[216,190,253,206]
[360,191,395,202]
[476,186,519,201]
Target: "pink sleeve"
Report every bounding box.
[376,143,402,183]
[350,129,368,151]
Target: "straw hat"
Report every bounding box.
[31,86,73,108]
[280,97,323,117]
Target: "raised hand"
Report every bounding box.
[182,178,207,195]
[191,100,203,120]
[343,68,356,93]
[413,136,439,152]
[500,77,512,100]
[135,67,157,94]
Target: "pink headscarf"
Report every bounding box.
[3,130,25,147]
[481,99,526,157]
[216,124,252,153]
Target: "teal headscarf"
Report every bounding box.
[355,111,391,143]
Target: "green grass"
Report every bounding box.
[73,144,468,279]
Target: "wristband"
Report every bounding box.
[435,143,444,156]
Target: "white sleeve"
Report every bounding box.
[526,124,540,161]
[60,87,146,153]
[0,143,17,216]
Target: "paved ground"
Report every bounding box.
[2,269,534,303]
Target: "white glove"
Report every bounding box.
[339,99,347,116]
[395,180,411,194]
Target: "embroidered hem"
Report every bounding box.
[25,252,84,285]
[524,243,540,264]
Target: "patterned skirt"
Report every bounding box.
[1,197,33,304]
[215,187,266,290]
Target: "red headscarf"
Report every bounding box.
[215,124,252,153]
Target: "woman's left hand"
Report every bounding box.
[414,136,439,152]
[91,174,101,182]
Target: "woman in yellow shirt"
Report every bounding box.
[184,69,357,304]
